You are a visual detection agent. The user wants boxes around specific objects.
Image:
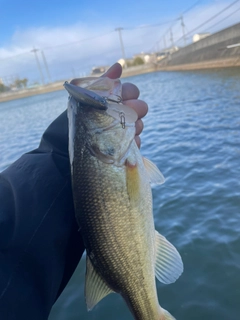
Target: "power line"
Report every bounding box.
[124,19,178,30]
[0,20,173,62]
[182,0,203,15]
[0,19,181,62]
[1,1,239,65]
[150,0,204,51]
[42,31,114,50]
[175,0,240,45]
[0,31,114,61]
[202,6,240,33]
[0,51,31,62]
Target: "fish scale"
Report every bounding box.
[72,125,159,319]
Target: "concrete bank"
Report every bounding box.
[158,57,240,71]
[0,81,64,103]
[159,23,240,71]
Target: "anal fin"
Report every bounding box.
[85,256,114,310]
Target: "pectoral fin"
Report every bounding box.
[155,230,183,284]
[143,157,165,185]
[85,256,114,310]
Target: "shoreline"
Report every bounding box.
[0,64,158,103]
[1,60,239,103]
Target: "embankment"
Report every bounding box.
[158,22,240,71]
[0,64,158,103]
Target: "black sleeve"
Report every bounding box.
[0,110,84,319]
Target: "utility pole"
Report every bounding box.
[31,48,45,85]
[163,35,167,50]
[180,15,186,46]
[115,27,127,68]
[170,27,174,48]
[41,50,52,83]
[71,67,76,78]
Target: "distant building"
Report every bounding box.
[118,59,126,67]
[156,52,167,61]
[91,66,106,75]
[0,78,3,85]
[193,33,211,43]
[133,53,152,63]
[155,46,179,61]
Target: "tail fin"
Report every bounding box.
[160,307,176,320]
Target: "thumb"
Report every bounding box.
[102,63,122,79]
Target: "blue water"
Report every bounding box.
[0,69,240,320]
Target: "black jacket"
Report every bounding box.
[0,110,84,319]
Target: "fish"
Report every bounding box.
[64,76,183,320]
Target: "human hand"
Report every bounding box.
[102,63,148,148]
[42,63,148,157]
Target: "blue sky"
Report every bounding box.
[0,0,239,84]
[0,0,204,43]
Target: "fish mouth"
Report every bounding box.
[64,80,138,124]
[64,82,108,110]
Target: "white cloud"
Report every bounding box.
[0,23,125,83]
[0,1,239,84]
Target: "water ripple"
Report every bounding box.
[1,69,240,320]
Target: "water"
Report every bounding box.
[0,69,240,320]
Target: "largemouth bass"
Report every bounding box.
[64,77,183,320]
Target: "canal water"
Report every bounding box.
[0,68,240,320]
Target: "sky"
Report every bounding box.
[0,0,240,84]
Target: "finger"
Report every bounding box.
[135,136,141,149]
[123,99,148,119]
[122,82,140,100]
[70,63,122,86]
[135,119,144,136]
[101,63,122,79]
